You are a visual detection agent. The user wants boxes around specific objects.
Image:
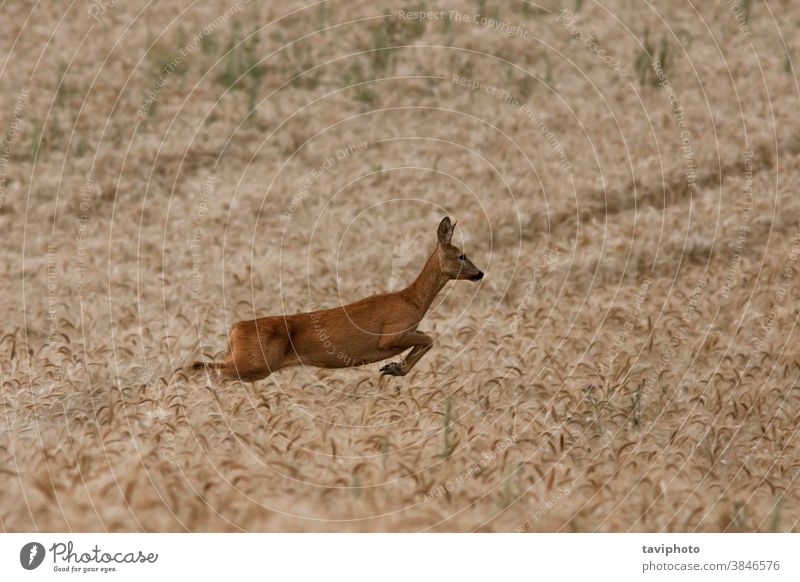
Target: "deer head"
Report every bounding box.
[436,217,484,281]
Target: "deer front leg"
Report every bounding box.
[379,331,434,376]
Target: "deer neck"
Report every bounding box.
[404,246,449,314]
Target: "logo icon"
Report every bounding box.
[20,542,45,570]
[388,232,424,290]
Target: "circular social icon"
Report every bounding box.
[20,542,46,570]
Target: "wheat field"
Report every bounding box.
[1,0,799,532]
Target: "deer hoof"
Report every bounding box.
[380,362,405,376]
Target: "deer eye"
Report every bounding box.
[458,254,466,261]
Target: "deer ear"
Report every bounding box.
[437,217,454,246]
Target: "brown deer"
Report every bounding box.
[191,217,483,381]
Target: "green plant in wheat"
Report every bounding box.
[50,62,70,150]
[218,22,261,88]
[244,26,264,116]
[216,21,266,117]
[511,0,545,17]
[442,394,453,459]
[200,31,218,56]
[730,501,747,531]
[176,26,188,68]
[75,139,88,158]
[543,52,554,87]
[340,9,428,106]
[785,46,793,75]
[343,62,377,106]
[379,436,389,467]
[54,61,70,106]
[370,14,395,74]
[635,29,669,87]
[742,0,752,24]
[289,41,320,90]
[656,37,669,77]
[496,462,522,508]
[634,29,653,86]
[317,1,331,32]
[583,384,603,432]
[218,20,243,89]
[31,121,42,160]
[369,9,426,74]
[443,12,454,47]
[518,74,533,99]
[770,493,784,532]
[50,114,63,149]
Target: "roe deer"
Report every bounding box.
[191,217,483,381]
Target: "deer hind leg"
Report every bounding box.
[223,320,290,382]
[380,331,434,377]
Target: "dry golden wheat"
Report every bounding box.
[0,0,798,531]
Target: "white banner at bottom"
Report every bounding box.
[0,533,796,581]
